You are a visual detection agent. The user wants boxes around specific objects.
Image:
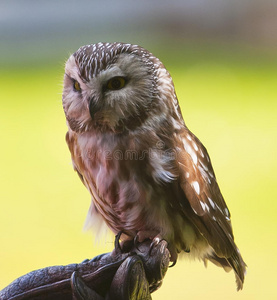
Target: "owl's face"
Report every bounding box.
[62,43,174,133]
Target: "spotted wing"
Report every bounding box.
[176,127,246,290]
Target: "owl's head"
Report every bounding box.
[62,42,178,133]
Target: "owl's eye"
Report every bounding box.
[73,80,81,92]
[107,77,126,90]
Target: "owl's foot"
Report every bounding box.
[150,235,178,266]
[133,230,159,252]
[150,235,162,252]
[167,245,178,267]
[134,231,178,265]
[133,232,161,254]
[135,230,160,243]
[114,231,123,252]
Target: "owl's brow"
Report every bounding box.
[64,73,77,83]
[65,73,84,83]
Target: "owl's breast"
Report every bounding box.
[70,131,208,257]
[76,132,175,236]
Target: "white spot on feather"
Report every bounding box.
[199,201,210,212]
[215,204,223,214]
[200,201,206,211]
[192,141,199,151]
[199,148,205,158]
[191,207,198,214]
[208,197,215,209]
[199,160,208,171]
[183,139,198,165]
[192,181,200,195]
[191,151,198,165]
[208,171,214,178]
[204,203,210,212]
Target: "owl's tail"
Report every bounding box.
[206,249,247,290]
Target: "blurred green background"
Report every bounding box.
[1,1,277,299]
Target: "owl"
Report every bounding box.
[62,42,246,290]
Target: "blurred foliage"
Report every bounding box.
[0,44,277,299]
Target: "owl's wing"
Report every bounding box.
[176,128,246,290]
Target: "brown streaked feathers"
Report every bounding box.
[62,42,246,290]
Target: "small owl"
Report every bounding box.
[62,42,246,290]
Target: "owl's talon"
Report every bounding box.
[114,231,134,253]
[149,235,162,256]
[169,259,177,268]
[166,243,178,265]
[134,235,140,251]
[114,231,123,252]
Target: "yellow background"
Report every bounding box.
[0,0,277,288]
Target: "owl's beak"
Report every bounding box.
[89,97,100,120]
